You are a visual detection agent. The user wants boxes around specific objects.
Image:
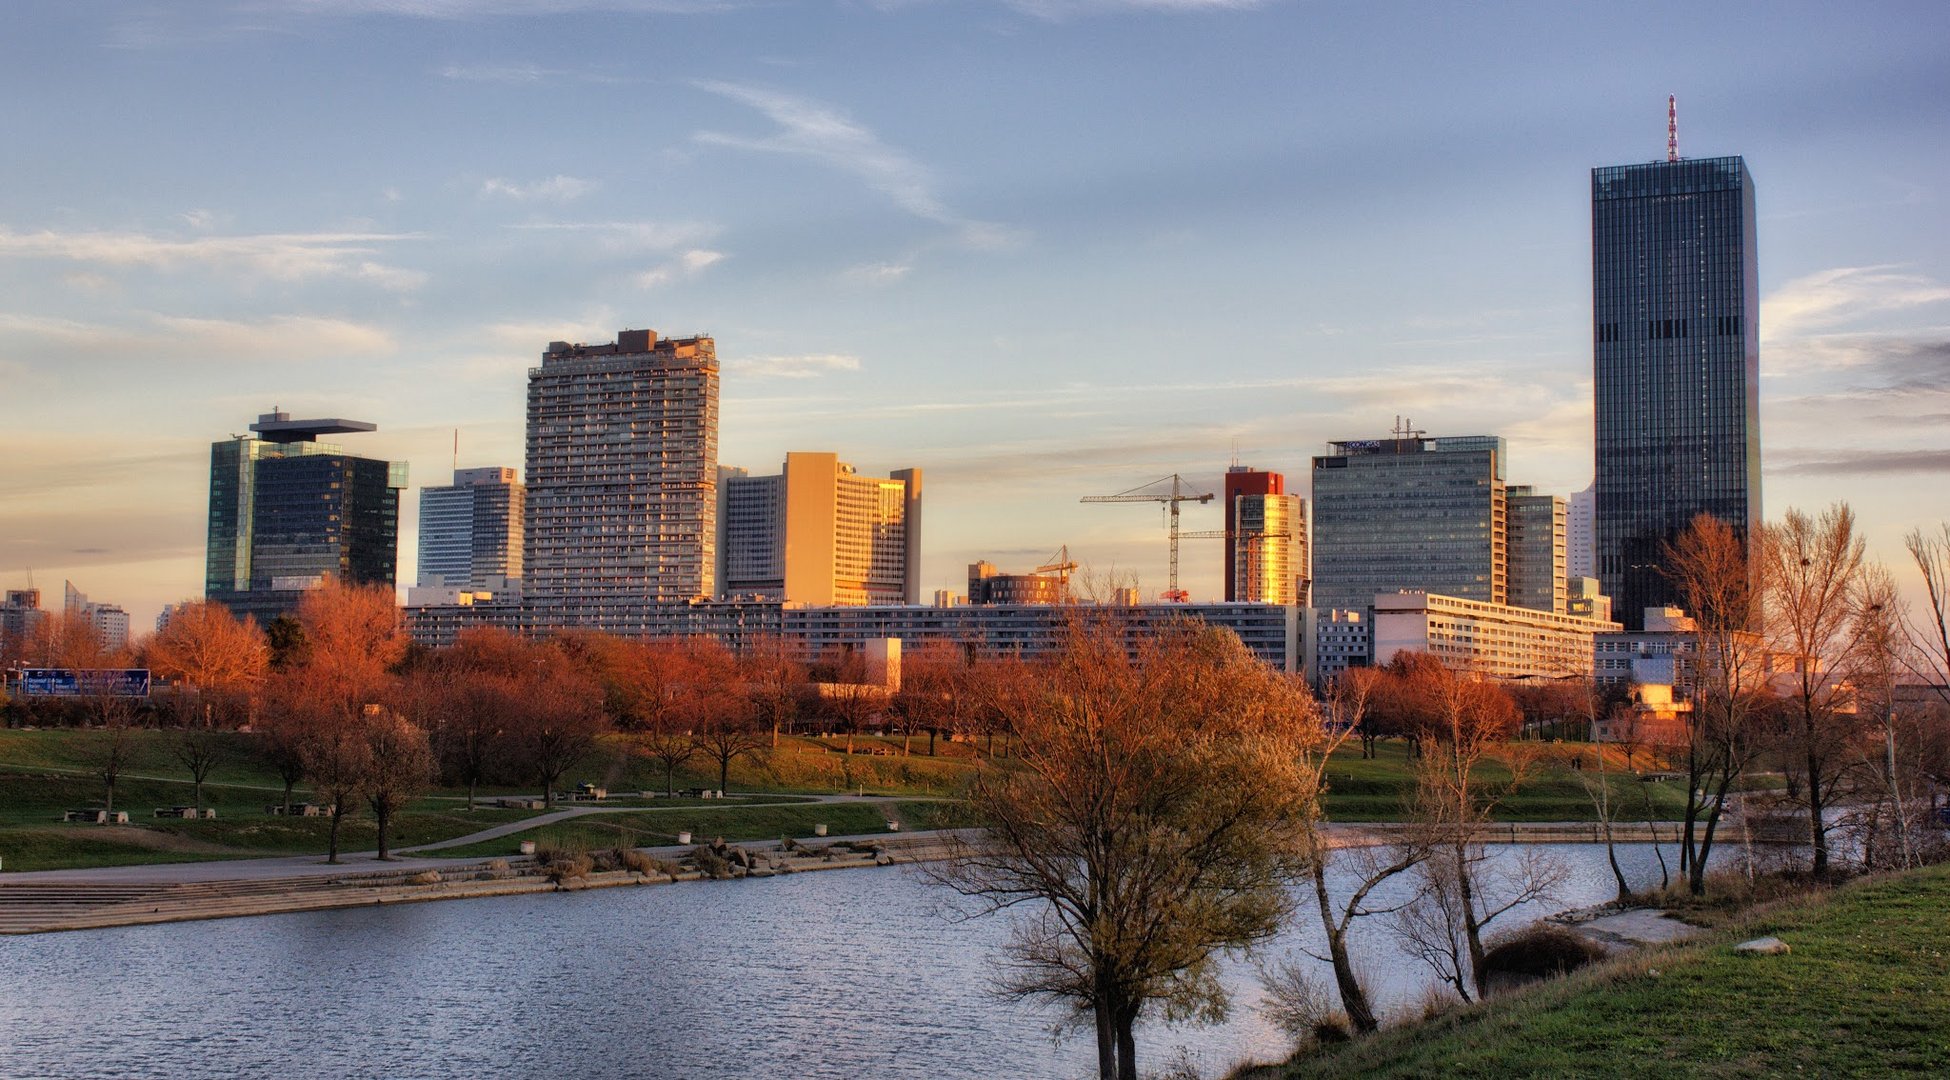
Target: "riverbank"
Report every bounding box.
[0,821,1685,935]
[1246,863,1950,1078]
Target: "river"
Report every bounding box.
[0,843,1681,1079]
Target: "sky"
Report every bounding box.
[2,0,1948,631]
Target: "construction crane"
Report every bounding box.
[1033,545,1080,598]
[1081,475,1214,601]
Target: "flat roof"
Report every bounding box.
[250,416,378,443]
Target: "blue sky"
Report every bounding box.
[2,0,1948,627]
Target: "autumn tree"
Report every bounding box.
[930,619,1328,1080]
[896,640,979,756]
[362,710,435,860]
[145,600,269,728]
[280,681,373,865]
[740,635,806,747]
[507,645,606,806]
[684,640,766,792]
[172,727,227,811]
[1759,503,1868,876]
[1663,513,1770,895]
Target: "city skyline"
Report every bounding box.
[2,2,1948,628]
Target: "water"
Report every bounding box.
[0,844,1674,1080]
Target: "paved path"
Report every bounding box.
[0,792,915,885]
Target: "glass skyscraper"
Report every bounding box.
[1591,155,1760,630]
[206,411,406,624]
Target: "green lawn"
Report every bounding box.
[1260,864,1950,1079]
[1319,740,1688,823]
[430,799,954,858]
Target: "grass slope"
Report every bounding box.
[1260,865,1950,1079]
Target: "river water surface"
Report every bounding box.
[1,843,1678,1079]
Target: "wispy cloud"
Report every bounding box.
[727,353,862,379]
[637,249,726,288]
[0,312,397,361]
[843,261,913,285]
[692,81,1021,250]
[1774,448,1950,477]
[1003,0,1268,19]
[1765,266,1950,344]
[509,220,719,254]
[0,227,427,290]
[268,0,739,16]
[481,175,598,201]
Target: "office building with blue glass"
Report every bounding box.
[206,411,406,624]
[1591,154,1760,630]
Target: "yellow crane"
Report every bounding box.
[1081,475,1214,601]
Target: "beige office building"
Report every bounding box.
[1373,590,1620,679]
[721,452,921,605]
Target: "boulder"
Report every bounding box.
[1734,936,1790,956]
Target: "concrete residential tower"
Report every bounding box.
[525,330,719,624]
[1592,146,1760,630]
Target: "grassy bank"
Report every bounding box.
[430,799,954,859]
[1254,864,1950,1079]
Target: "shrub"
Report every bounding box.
[619,848,658,875]
[410,870,443,886]
[542,853,593,883]
[692,845,732,879]
[1480,924,1607,985]
[589,848,625,873]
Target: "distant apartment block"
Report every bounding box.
[404,598,1300,672]
[64,581,129,651]
[1222,466,1309,606]
[206,410,405,624]
[525,329,719,622]
[1,588,47,648]
[967,561,1066,605]
[417,466,524,593]
[1373,591,1620,679]
[720,452,921,606]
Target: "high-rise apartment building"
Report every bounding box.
[1222,466,1310,605]
[1309,434,1508,615]
[1568,482,1596,580]
[1505,487,1568,615]
[720,452,922,605]
[417,467,524,592]
[206,410,405,623]
[63,580,129,651]
[1592,152,1760,630]
[526,330,719,621]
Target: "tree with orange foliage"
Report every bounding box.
[932,619,1328,1080]
[505,645,606,807]
[687,639,766,793]
[362,709,435,860]
[146,600,269,728]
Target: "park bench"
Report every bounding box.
[265,803,323,817]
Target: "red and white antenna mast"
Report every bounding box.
[1667,95,1679,162]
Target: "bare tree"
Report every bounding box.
[740,635,805,747]
[930,619,1327,1080]
[1304,669,1426,1034]
[1664,513,1770,895]
[1759,504,1867,876]
[92,703,138,814]
[1388,659,1559,1000]
[172,726,227,811]
[689,639,766,792]
[294,700,372,865]
[362,710,435,860]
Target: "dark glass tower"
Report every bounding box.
[206,411,405,624]
[1592,155,1759,630]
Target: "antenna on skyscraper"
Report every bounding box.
[1667,95,1679,162]
[453,429,459,473]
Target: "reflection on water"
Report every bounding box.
[1,844,1676,1080]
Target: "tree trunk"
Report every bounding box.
[1092,999,1115,1080]
[326,800,344,865]
[928,728,937,756]
[466,778,476,812]
[1114,1005,1139,1080]
[665,762,676,797]
[1311,857,1379,1033]
[193,777,204,812]
[719,756,730,793]
[1804,731,1829,876]
[282,779,295,816]
[375,803,391,861]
